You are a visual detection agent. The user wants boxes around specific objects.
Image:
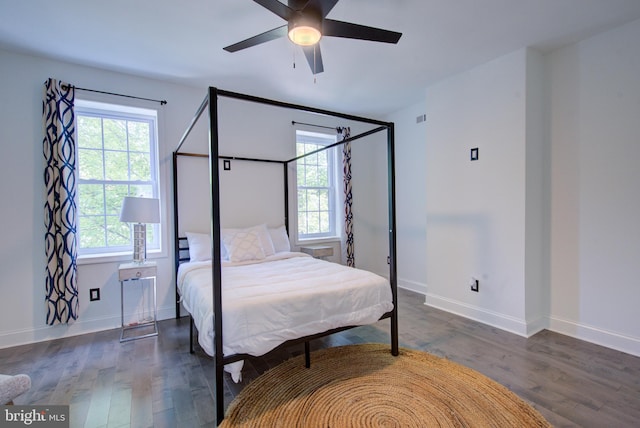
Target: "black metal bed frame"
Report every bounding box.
[172,87,398,425]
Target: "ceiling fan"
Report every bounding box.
[223,0,402,74]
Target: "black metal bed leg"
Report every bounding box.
[215,362,225,425]
[391,311,399,356]
[304,341,311,368]
[190,316,195,354]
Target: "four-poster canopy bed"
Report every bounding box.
[172,87,398,425]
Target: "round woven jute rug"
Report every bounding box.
[220,343,550,427]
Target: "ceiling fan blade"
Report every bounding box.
[323,19,402,44]
[302,44,324,74]
[302,0,340,18]
[254,0,296,21]
[223,25,288,52]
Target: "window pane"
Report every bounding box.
[306,166,320,187]
[128,121,150,152]
[308,189,320,211]
[318,150,328,167]
[319,190,329,210]
[77,116,103,149]
[298,189,307,211]
[129,152,151,181]
[104,150,129,181]
[79,184,104,216]
[296,130,337,239]
[308,211,320,234]
[103,118,127,151]
[297,165,306,186]
[76,101,159,256]
[129,184,153,198]
[319,211,330,233]
[79,216,106,248]
[106,215,130,247]
[105,184,129,216]
[78,148,104,180]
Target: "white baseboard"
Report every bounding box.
[423,293,640,357]
[549,316,640,358]
[0,306,177,350]
[424,293,531,337]
[398,278,427,295]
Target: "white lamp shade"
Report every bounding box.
[119,197,160,224]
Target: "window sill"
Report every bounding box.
[295,236,341,246]
[78,250,164,266]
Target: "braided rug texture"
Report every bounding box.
[220,343,550,427]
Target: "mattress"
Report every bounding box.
[177,251,393,381]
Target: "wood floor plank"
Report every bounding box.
[1,287,639,427]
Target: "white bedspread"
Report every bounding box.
[177,252,393,381]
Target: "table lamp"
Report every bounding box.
[119,196,160,263]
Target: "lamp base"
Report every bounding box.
[133,223,147,264]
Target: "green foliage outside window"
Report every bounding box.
[296,132,335,238]
[76,104,158,255]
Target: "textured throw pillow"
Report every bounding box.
[269,225,291,253]
[222,229,266,262]
[222,224,275,257]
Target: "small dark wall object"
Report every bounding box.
[471,148,479,161]
[223,160,231,170]
[90,288,100,301]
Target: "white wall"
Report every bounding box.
[385,102,428,293]
[0,48,391,347]
[421,18,640,356]
[176,95,387,266]
[424,49,536,335]
[0,48,207,348]
[547,19,640,355]
[350,130,389,276]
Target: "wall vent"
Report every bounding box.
[416,114,426,124]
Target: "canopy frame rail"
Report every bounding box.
[173,86,398,425]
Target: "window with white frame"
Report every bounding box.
[296,130,339,240]
[75,100,160,257]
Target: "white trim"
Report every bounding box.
[549,316,640,357]
[398,278,428,295]
[0,306,175,350]
[424,293,530,337]
[423,293,640,357]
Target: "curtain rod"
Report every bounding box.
[291,120,338,131]
[61,84,167,105]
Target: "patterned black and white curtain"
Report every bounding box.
[338,126,355,267]
[43,78,78,325]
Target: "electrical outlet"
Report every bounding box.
[90,288,100,301]
[470,279,479,292]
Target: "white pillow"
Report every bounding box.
[223,224,275,257]
[186,232,211,262]
[222,229,266,262]
[269,225,290,253]
[185,231,228,261]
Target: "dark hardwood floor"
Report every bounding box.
[1,288,639,427]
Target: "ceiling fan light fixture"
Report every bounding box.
[288,17,322,46]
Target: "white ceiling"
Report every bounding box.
[2,0,640,117]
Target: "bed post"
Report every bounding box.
[208,87,226,425]
[387,122,399,357]
[283,163,289,234]
[173,151,180,318]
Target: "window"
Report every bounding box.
[296,130,339,240]
[75,100,160,257]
